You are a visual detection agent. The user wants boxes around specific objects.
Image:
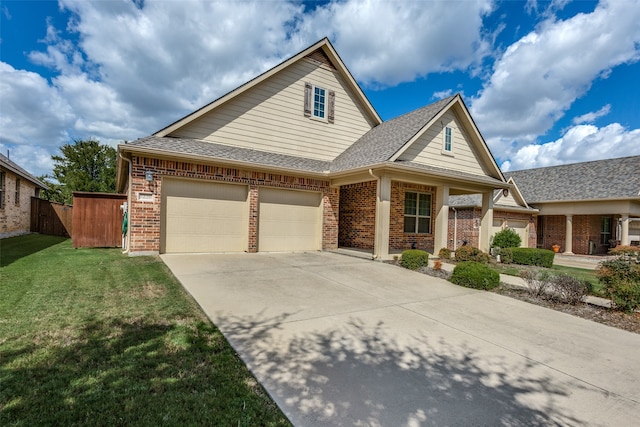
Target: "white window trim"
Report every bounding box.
[442,126,454,156]
[311,85,328,122]
[404,191,432,234]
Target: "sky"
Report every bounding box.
[1,0,639,178]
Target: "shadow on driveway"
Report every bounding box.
[218,310,588,427]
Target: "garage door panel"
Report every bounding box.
[162,179,248,253]
[259,188,321,252]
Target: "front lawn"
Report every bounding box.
[490,262,603,296]
[0,235,290,426]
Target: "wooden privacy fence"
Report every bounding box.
[31,197,73,237]
[72,192,127,248]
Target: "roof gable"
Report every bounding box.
[0,153,48,189]
[331,94,505,183]
[506,156,640,203]
[155,38,381,137]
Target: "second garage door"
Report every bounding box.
[258,188,322,252]
[161,179,248,253]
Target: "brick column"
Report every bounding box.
[248,185,258,252]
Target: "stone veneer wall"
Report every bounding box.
[128,156,338,254]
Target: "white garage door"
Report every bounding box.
[161,179,248,253]
[492,219,528,247]
[510,220,528,247]
[258,188,322,252]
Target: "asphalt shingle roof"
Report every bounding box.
[126,136,331,174]
[0,153,48,189]
[331,96,455,172]
[505,156,640,202]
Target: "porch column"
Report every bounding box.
[564,214,574,254]
[373,175,391,259]
[434,185,450,254]
[620,215,629,246]
[479,191,494,252]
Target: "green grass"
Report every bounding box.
[0,235,290,427]
[490,262,603,296]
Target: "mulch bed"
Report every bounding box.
[388,261,640,335]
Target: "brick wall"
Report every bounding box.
[0,170,38,238]
[338,181,376,249]
[128,156,334,254]
[539,214,612,255]
[390,182,436,252]
[447,208,537,250]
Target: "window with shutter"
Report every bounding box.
[304,83,334,123]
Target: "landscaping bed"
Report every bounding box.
[416,264,640,335]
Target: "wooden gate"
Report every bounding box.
[30,197,73,237]
[72,192,127,248]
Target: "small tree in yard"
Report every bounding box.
[42,139,117,205]
[491,228,521,249]
[597,248,640,313]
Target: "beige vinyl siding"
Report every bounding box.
[161,179,249,253]
[496,192,521,208]
[258,187,322,252]
[170,58,375,161]
[398,111,488,176]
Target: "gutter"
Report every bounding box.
[119,152,132,254]
[369,168,380,260]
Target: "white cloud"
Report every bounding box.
[0,0,497,177]
[572,104,611,125]
[472,0,640,153]
[501,122,640,171]
[433,89,454,100]
[295,0,494,86]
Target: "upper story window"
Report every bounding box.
[0,171,4,209]
[15,178,21,205]
[313,87,326,119]
[304,82,335,123]
[443,126,453,152]
[404,191,432,234]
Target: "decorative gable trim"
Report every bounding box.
[305,49,336,70]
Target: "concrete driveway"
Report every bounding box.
[161,252,640,426]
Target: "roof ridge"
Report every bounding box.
[508,154,640,174]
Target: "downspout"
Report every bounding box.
[369,168,379,259]
[119,152,132,254]
[452,207,457,251]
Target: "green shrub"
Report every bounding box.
[400,250,429,270]
[491,228,522,249]
[451,261,500,290]
[438,247,452,260]
[500,247,514,264]
[511,248,555,268]
[597,259,640,312]
[454,246,491,263]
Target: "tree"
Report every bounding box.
[46,139,117,204]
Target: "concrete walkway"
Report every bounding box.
[162,252,640,426]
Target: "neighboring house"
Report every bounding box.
[448,177,539,250]
[506,156,640,255]
[116,38,510,258]
[0,153,48,239]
